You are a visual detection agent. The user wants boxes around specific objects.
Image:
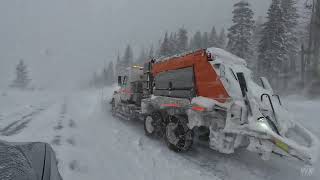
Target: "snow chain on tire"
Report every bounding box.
[165,115,193,152]
[144,112,164,137]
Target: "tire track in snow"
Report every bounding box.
[0,104,51,136]
[50,98,82,173]
[51,99,67,146]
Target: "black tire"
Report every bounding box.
[164,115,193,152]
[144,115,155,136]
[111,99,116,116]
[144,112,163,137]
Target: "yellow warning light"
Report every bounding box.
[132,65,143,69]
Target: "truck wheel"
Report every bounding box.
[144,115,155,136]
[111,99,116,116]
[165,115,193,152]
[144,112,162,137]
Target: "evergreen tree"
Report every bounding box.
[148,45,154,58]
[123,44,134,67]
[251,16,265,71]
[160,32,171,57]
[92,61,115,88]
[102,67,108,86]
[136,48,148,65]
[155,39,162,58]
[106,61,115,85]
[189,36,194,50]
[115,53,121,76]
[191,31,202,50]
[317,64,320,79]
[217,28,227,49]
[281,0,299,73]
[258,0,287,83]
[227,1,255,59]
[202,32,209,48]
[304,0,320,80]
[176,27,189,53]
[168,33,177,55]
[208,26,218,47]
[10,59,31,89]
[252,16,264,50]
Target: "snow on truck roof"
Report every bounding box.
[206,47,247,66]
[155,47,247,67]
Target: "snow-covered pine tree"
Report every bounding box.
[122,44,134,68]
[189,36,194,51]
[159,32,171,57]
[102,67,108,86]
[317,64,320,79]
[252,16,264,46]
[176,27,188,53]
[191,31,202,50]
[168,33,177,55]
[148,45,154,59]
[155,39,162,58]
[227,1,255,60]
[217,28,227,49]
[251,16,264,72]
[10,59,31,90]
[174,32,179,53]
[281,0,299,74]
[208,26,218,47]
[202,32,209,48]
[314,0,320,78]
[91,72,98,88]
[115,53,121,76]
[304,0,320,80]
[136,48,148,65]
[258,0,288,85]
[106,61,115,86]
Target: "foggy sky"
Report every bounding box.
[0,0,270,89]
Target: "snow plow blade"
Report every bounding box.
[269,122,319,164]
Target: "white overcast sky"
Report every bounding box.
[0,0,270,89]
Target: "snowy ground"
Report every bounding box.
[0,88,319,180]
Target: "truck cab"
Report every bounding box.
[116,66,144,105]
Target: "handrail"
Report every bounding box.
[261,94,278,124]
[272,94,282,106]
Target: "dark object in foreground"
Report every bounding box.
[0,140,62,180]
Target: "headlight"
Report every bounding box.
[257,118,273,132]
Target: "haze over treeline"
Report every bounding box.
[0,0,270,89]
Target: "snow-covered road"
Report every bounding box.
[0,89,319,180]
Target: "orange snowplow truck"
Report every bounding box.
[111,48,319,164]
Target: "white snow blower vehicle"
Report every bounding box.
[111,47,319,164]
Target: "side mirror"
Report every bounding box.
[118,76,122,86]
